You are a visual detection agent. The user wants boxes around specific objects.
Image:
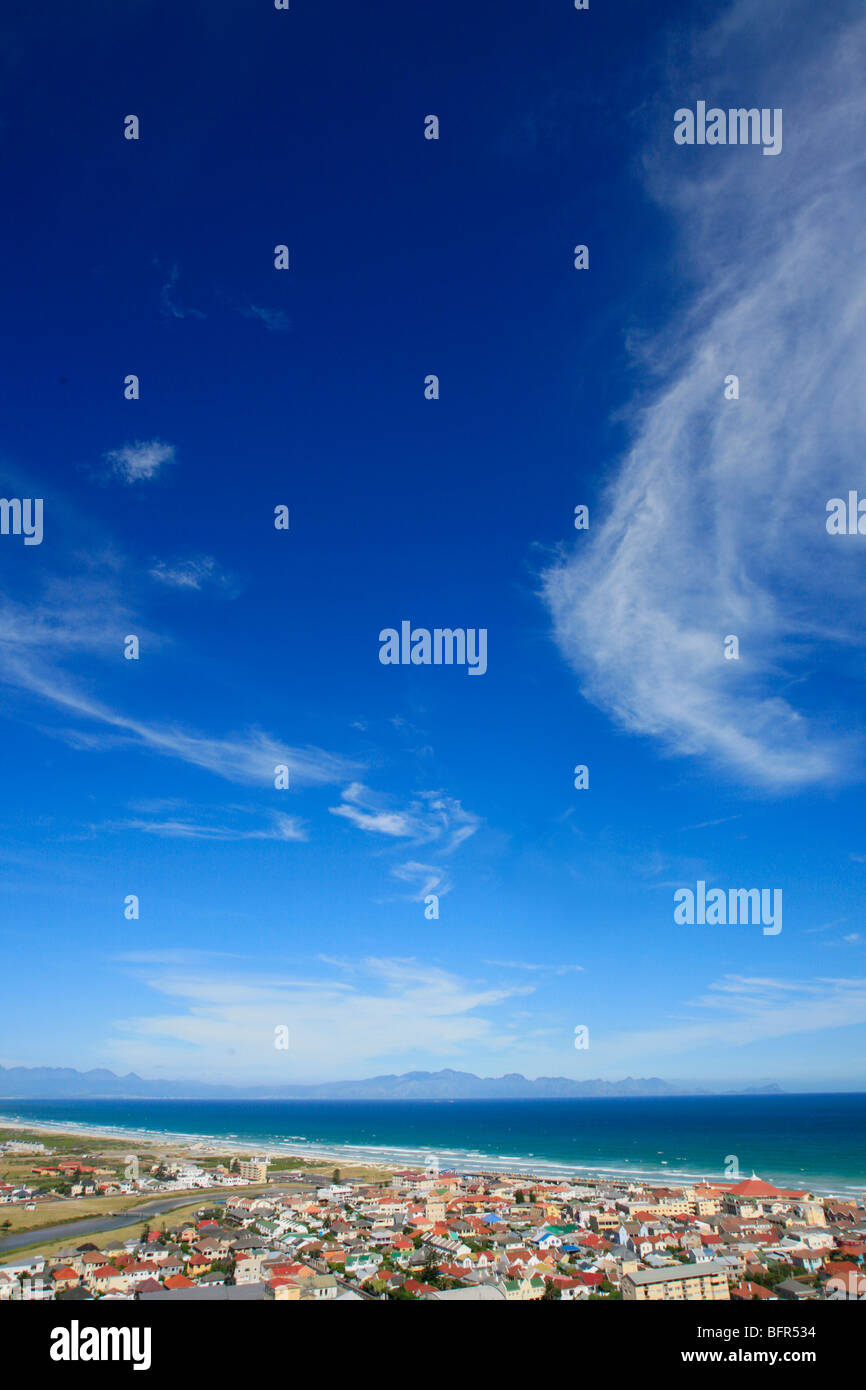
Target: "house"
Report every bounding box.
[551,1276,590,1300]
[70,1178,100,1197]
[344,1253,380,1280]
[2,1255,46,1278]
[135,1278,164,1296]
[266,1260,316,1281]
[403,1279,438,1298]
[377,1272,405,1293]
[774,1278,819,1301]
[235,1254,265,1284]
[503,1275,546,1301]
[123,1261,159,1285]
[789,1249,828,1275]
[296,1273,338,1300]
[88,1266,128,1295]
[603,1244,640,1276]
[196,1238,230,1259]
[731,1281,778,1300]
[267,1278,302,1300]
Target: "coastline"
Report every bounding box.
[2,1110,863,1199]
[0,1112,399,1177]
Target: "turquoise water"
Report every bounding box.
[3,1094,865,1195]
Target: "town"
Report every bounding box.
[1,1133,864,1301]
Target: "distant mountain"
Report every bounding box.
[0,1064,781,1101]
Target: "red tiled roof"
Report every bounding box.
[731,1179,782,1198]
[403,1279,437,1295]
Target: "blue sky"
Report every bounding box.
[1,0,865,1090]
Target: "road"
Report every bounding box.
[0,1193,227,1256]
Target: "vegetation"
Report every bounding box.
[750,1261,805,1289]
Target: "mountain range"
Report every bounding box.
[0,1065,783,1101]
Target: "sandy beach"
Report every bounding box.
[3,1112,860,1198]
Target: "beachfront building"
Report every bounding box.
[239,1158,269,1183]
[723,1176,807,1217]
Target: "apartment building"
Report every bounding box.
[622,1261,730,1301]
[239,1158,269,1183]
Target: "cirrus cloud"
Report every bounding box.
[542,1,866,791]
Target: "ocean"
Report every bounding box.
[3,1094,865,1196]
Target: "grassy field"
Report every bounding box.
[7,1199,218,1265]
[0,1185,264,1235]
[0,1127,132,1152]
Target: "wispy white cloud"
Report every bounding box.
[51,699,355,788]
[106,957,527,1082]
[330,783,480,851]
[160,263,206,320]
[105,439,175,484]
[486,960,585,975]
[149,556,239,595]
[541,3,866,790]
[109,811,307,842]
[0,566,358,789]
[113,949,245,966]
[390,860,451,901]
[602,974,866,1063]
[681,816,741,832]
[242,303,290,332]
[804,917,850,936]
